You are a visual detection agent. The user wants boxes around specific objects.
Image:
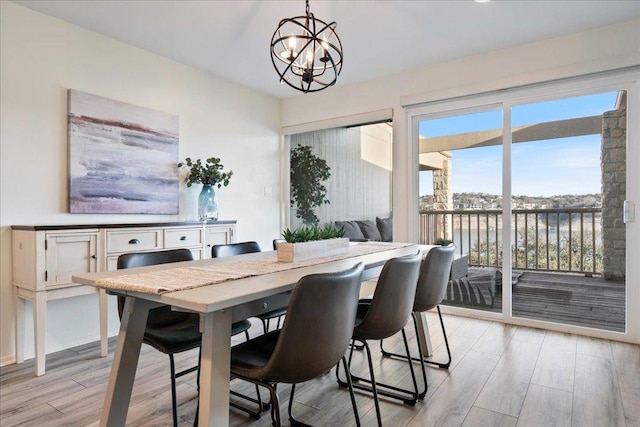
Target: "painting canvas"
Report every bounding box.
[68,90,179,214]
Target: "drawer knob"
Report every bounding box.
[91,255,97,259]
[180,236,188,241]
[128,239,140,244]
[262,302,268,309]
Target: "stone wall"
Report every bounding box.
[601,108,626,280]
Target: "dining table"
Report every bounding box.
[72,241,433,426]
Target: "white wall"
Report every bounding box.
[0,2,281,364]
[280,20,640,244]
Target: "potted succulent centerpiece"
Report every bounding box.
[178,157,233,221]
[277,225,348,262]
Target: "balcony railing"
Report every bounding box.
[419,208,602,275]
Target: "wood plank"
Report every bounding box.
[621,391,640,427]
[406,350,500,427]
[474,340,542,416]
[462,407,517,427]
[516,384,572,427]
[611,341,640,396]
[530,331,576,392]
[572,353,626,427]
[576,335,614,359]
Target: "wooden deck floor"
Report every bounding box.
[445,270,626,332]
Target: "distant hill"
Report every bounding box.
[419,192,602,211]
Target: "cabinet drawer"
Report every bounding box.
[165,228,203,248]
[106,229,162,253]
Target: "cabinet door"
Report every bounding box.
[203,225,234,259]
[46,232,99,288]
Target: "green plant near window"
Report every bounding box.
[281,225,345,243]
[177,157,233,187]
[290,145,331,226]
[435,238,453,246]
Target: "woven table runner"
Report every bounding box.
[95,241,415,295]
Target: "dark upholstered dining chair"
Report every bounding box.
[337,251,422,427]
[380,244,455,398]
[116,248,255,426]
[212,241,287,334]
[230,263,365,426]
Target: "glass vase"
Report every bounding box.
[198,184,219,221]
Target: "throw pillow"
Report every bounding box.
[376,216,393,242]
[335,221,365,240]
[356,220,382,241]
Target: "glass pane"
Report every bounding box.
[510,91,626,332]
[418,109,503,313]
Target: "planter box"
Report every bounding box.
[277,238,350,263]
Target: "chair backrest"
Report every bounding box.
[212,241,261,258]
[117,249,194,328]
[413,244,455,313]
[258,263,364,383]
[353,251,422,341]
[272,239,286,250]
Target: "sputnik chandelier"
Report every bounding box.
[270,0,343,93]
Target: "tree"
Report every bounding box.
[290,145,331,226]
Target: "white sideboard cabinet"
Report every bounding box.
[11,220,236,376]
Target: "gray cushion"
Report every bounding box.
[356,220,382,241]
[335,221,365,240]
[376,217,393,242]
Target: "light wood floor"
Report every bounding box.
[1,313,639,426]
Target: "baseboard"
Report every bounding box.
[1,354,17,367]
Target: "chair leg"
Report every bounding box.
[361,339,383,427]
[381,307,452,369]
[341,356,361,427]
[343,334,419,406]
[168,354,179,427]
[266,382,281,426]
[229,379,264,419]
[411,312,429,399]
[288,383,310,427]
[421,306,451,369]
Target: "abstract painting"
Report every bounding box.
[68,90,179,214]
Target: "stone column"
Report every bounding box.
[601,108,626,281]
[433,156,453,240]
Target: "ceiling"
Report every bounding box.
[13,1,640,99]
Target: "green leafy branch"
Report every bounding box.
[177,157,233,188]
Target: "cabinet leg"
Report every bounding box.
[99,289,108,357]
[14,287,25,364]
[34,291,46,376]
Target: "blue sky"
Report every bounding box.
[419,91,619,197]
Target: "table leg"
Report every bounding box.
[100,297,152,427]
[199,309,232,427]
[98,289,108,357]
[414,311,433,357]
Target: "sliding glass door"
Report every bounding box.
[409,71,638,339]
